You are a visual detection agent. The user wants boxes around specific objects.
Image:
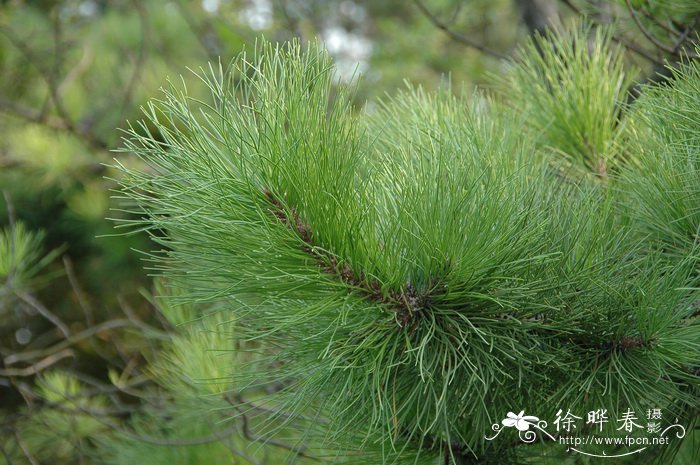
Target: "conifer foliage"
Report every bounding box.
[113,31,699,464]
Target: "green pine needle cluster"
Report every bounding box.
[620,53,700,260]
[0,221,63,292]
[111,34,700,465]
[494,24,632,180]
[0,371,110,464]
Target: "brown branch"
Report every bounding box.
[14,432,39,465]
[411,0,508,60]
[639,6,682,36]
[15,375,151,415]
[0,96,71,130]
[672,12,700,54]
[4,319,137,366]
[601,336,652,352]
[558,0,581,15]
[612,34,664,65]
[117,0,149,124]
[237,406,319,461]
[59,399,248,447]
[63,256,93,327]
[262,189,427,329]
[10,376,258,457]
[0,349,74,377]
[556,0,666,65]
[569,335,654,353]
[57,44,94,97]
[15,291,71,339]
[0,26,110,152]
[625,0,680,55]
[635,6,700,56]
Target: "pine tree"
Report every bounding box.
[108,27,700,465]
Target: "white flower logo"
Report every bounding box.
[502,411,540,431]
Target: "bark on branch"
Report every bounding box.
[262,188,427,329]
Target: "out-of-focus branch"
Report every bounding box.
[558,0,581,15]
[557,0,671,65]
[625,0,677,54]
[63,256,93,327]
[118,0,149,124]
[14,432,39,465]
[0,349,74,377]
[624,0,698,58]
[3,319,149,366]
[639,6,682,36]
[0,26,110,152]
[516,0,561,36]
[15,291,71,338]
[672,12,700,54]
[412,0,508,59]
[174,0,222,59]
[613,35,664,65]
[57,44,94,97]
[0,96,72,131]
[229,395,319,462]
[0,442,14,465]
[274,0,305,40]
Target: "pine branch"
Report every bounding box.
[110,38,700,465]
[571,335,655,353]
[411,0,507,59]
[262,188,427,330]
[624,0,699,58]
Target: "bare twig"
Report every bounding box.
[0,349,74,377]
[557,0,667,65]
[0,96,72,131]
[558,0,581,15]
[14,432,39,465]
[4,319,137,365]
[639,6,681,36]
[237,407,318,461]
[63,255,124,367]
[63,256,93,327]
[448,3,463,24]
[0,26,110,152]
[118,294,171,337]
[672,12,700,54]
[57,44,94,97]
[16,374,151,409]
[412,0,508,59]
[625,0,680,55]
[16,291,71,339]
[117,1,149,124]
[17,382,251,450]
[611,34,664,65]
[77,407,244,447]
